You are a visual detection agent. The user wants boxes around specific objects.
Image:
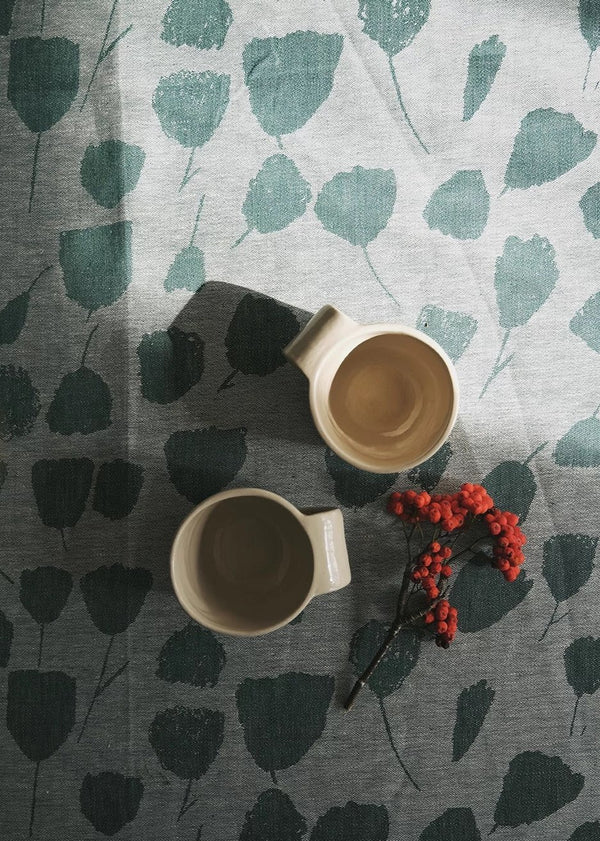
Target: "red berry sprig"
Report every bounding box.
[485,508,526,581]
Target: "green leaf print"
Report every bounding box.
[424,170,489,240]
[165,195,206,292]
[325,449,397,508]
[570,291,600,352]
[153,70,230,190]
[8,37,79,212]
[240,789,307,841]
[452,553,533,632]
[60,222,132,316]
[310,802,389,841]
[31,458,94,549]
[137,326,204,404]
[164,427,247,503]
[0,461,6,495]
[452,680,495,762]
[504,109,596,191]
[539,534,597,640]
[570,822,600,841]
[358,0,430,152]
[149,706,224,821]
[416,305,477,361]
[419,808,481,841]
[493,751,584,831]
[162,0,232,50]
[0,365,41,440]
[80,0,133,111]
[0,266,52,345]
[80,140,145,208]
[462,36,506,121]
[407,440,453,493]
[0,609,14,667]
[243,31,343,142]
[92,459,144,520]
[482,443,546,522]
[564,637,600,735]
[0,0,16,35]
[234,155,311,247]
[80,772,143,836]
[156,623,226,687]
[553,411,600,468]
[579,184,600,238]
[20,567,73,666]
[236,672,334,783]
[579,0,600,88]
[314,167,398,306]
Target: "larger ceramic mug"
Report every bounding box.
[284,306,459,474]
[170,488,351,636]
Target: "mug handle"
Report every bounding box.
[302,508,351,595]
[283,305,357,379]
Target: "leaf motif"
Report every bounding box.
[0,364,41,439]
[20,567,73,625]
[236,672,334,773]
[60,222,132,315]
[494,751,584,829]
[240,789,307,841]
[579,184,600,238]
[407,441,453,493]
[310,802,389,841]
[165,246,205,292]
[416,305,477,361]
[7,670,76,761]
[241,155,311,236]
[358,0,430,56]
[0,292,29,344]
[0,609,14,668]
[80,772,143,836]
[153,70,230,148]
[32,458,94,531]
[579,0,600,51]
[157,624,226,687]
[315,166,396,247]
[224,294,300,378]
[349,621,420,698]
[419,808,481,841]
[564,637,600,698]
[424,170,489,240]
[462,35,506,121]
[452,680,495,762]
[149,706,224,779]
[505,109,596,190]
[0,461,6,492]
[570,291,600,352]
[80,564,153,636]
[162,0,232,50]
[325,449,397,508]
[92,460,144,520]
[542,534,597,603]
[164,427,247,503]
[483,459,537,522]
[553,417,600,468]
[0,0,16,35]
[243,31,343,137]
[494,236,558,329]
[138,327,204,404]
[570,822,600,841]
[46,368,112,435]
[80,140,145,208]
[452,555,533,633]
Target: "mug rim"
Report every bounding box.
[170,487,317,636]
[308,323,460,474]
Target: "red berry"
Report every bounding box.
[440,565,452,577]
[504,567,519,582]
[436,620,448,633]
[424,612,435,624]
[489,522,501,535]
[442,546,452,559]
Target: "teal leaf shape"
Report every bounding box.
[542,534,597,603]
[310,802,389,841]
[325,449,397,508]
[553,415,600,468]
[20,567,73,625]
[240,789,307,841]
[580,0,600,88]
[424,170,489,239]
[483,446,545,522]
[565,637,600,734]
[358,0,430,56]
[80,772,143,836]
[60,222,132,316]
[137,327,204,404]
[31,458,94,544]
[236,672,334,780]
[493,751,584,830]
[0,0,16,35]
[243,31,343,139]
[0,266,52,345]
[157,624,226,687]
[416,305,477,361]
[92,460,144,520]
[452,680,495,762]
[495,235,558,329]
[235,155,311,245]
[570,822,600,841]
[80,140,145,208]
[579,183,600,238]
[165,427,247,503]
[419,808,481,841]
[0,609,14,667]
[452,554,533,633]
[407,440,453,493]
[80,564,153,636]
[463,35,506,121]
[162,0,232,50]
[504,109,596,191]
[165,247,205,292]
[570,291,600,353]
[0,461,6,494]
[349,621,420,699]
[0,364,41,439]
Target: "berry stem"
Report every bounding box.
[449,538,488,563]
[378,696,420,790]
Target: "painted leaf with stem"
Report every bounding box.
[579,0,600,89]
[8,37,79,212]
[162,0,232,50]
[564,637,600,736]
[579,184,600,238]
[416,305,477,362]
[92,459,144,520]
[0,609,14,667]
[570,291,600,352]
[165,195,206,292]
[80,0,133,111]
[20,567,73,666]
[31,458,94,549]
[325,449,397,508]
[0,364,41,440]
[358,0,430,152]
[570,822,600,841]
[424,170,489,240]
[0,0,16,35]
[452,680,495,761]
[239,789,307,841]
[80,771,143,836]
[554,408,600,468]
[462,35,506,121]
[153,70,230,191]
[315,167,398,307]
[482,442,546,522]
[310,802,389,841]
[243,32,343,141]
[419,808,481,841]
[137,326,204,404]
[0,265,52,345]
[164,427,247,503]
[493,751,584,831]
[407,440,452,493]
[541,533,596,611]
[81,140,145,208]
[156,623,226,687]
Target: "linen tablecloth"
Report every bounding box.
[2,1,600,839]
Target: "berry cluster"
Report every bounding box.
[485,508,526,582]
[388,483,494,532]
[411,540,453,600]
[424,599,458,647]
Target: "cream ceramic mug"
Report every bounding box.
[284,306,459,474]
[170,488,351,636]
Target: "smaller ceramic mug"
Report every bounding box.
[170,488,351,636]
[284,306,458,474]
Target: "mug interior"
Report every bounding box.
[171,494,314,634]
